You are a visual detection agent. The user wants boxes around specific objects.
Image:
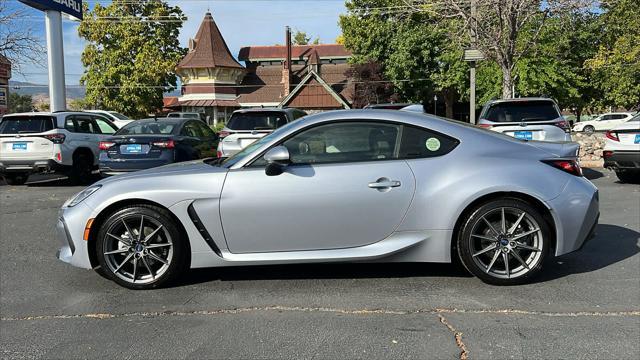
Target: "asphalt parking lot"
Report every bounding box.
[1,169,638,359]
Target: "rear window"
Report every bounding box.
[0,116,55,134]
[227,112,287,130]
[483,101,560,123]
[116,120,179,135]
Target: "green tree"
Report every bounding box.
[340,0,468,118]
[8,92,33,113]
[292,30,320,45]
[586,0,640,110]
[78,0,186,118]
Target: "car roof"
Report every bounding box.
[2,111,94,117]
[484,97,556,105]
[232,107,302,115]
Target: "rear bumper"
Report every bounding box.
[546,177,600,256]
[603,151,640,170]
[0,159,66,174]
[99,157,173,175]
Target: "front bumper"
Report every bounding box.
[56,202,95,269]
[0,159,66,174]
[603,151,640,170]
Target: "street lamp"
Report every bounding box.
[433,95,438,116]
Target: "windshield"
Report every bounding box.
[220,120,299,167]
[628,114,640,122]
[483,101,560,123]
[116,120,179,135]
[226,112,287,130]
[109,112,129,120]
[0,116,55,134]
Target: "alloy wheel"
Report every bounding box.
[102,214,174,284]
[468,207,544,279]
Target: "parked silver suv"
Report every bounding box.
[478,98,572,142]
[0,111,118,185]
[217,108,306,158]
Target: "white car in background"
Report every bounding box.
[477,98,572,142]
[217,108,307,158]
[603,113,640,183]
[85,110,134,128]
[0,112,118,185]
[572,112,634,134]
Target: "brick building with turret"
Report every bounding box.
[172,12,354,125]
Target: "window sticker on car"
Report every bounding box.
[425,137,441,151]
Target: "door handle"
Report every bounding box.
[368,178,401,189]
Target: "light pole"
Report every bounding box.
[433,94,438,116]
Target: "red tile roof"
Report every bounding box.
[178,13,244,69]
[238,44,351,61]
[180,99,240,107]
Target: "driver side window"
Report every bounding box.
[282,122,400,165]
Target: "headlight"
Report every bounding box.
[67,185,102,207]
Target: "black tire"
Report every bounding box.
[457,198,551,285]
[69,152,94,185]
[583,125,595,134]
[616,170,640,184]
[95,204,188,290]
[3,173,29,185]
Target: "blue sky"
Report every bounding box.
[10,0,347,85]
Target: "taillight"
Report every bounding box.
[217,150,223,158]
[43,134,65,144]
[605,131,619,142]
[554,120,570,132]
[152,140,175,149]
[478,123,493,129]
[218,130,230,139]
[603,150,613,158]
[99,141,115,150]
[542,159,583,176]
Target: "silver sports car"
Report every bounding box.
[56,110,599,289]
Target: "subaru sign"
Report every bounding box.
[19,0,82,20]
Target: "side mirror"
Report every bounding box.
[264,146,290,176]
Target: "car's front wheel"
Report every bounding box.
[583,125,595,134]
[96,204,188,289]
[457,198,551,285]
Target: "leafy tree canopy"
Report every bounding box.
[78,0,186,118]
[8,92,33,113]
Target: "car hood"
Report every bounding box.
[85,160,229,211]
[97,160,225,185]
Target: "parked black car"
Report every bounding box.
[98,118,218,176]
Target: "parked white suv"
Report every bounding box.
[572,112,634,134]
[603,113,640,183]
[217,108,307,158]
[0,112,118,185]
[478,98,572,142]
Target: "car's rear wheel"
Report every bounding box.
[96,204,188,289]
[583,125,595,134]
[615,170,640,184]
[3,172,29,185]
[457,198,551,285]
[69,153,94,185]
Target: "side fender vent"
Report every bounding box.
[187,203,222,256]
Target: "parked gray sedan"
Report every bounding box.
[56,110,599,289]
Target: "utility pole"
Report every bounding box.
[45,10,66,112]
[469,0,477,125]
